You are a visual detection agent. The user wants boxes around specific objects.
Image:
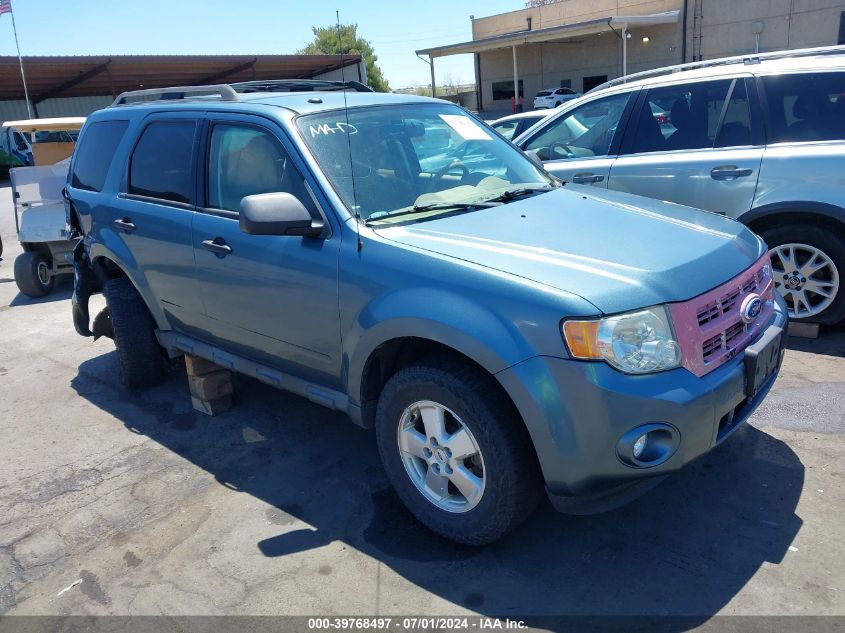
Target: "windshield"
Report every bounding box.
[297,103,554,223]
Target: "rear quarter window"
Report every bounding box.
[762,72,845,143]
[71,120,129,192]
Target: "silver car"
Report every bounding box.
[515,45,845,324]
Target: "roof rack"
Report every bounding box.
[230,79,373,93]
[109,78,374,107]
[594,44,845,92]
[111,84,239,106]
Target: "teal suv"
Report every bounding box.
[68,80,787,544]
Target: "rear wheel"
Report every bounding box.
[14,251,54,298]
[103,276,168,389]
[761,224,845,324]
[375,357,542,545]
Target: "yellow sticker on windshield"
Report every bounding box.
[438,114,492,141]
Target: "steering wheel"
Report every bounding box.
[429,161,469,191]
[549,141,575,158]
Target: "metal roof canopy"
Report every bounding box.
[0,54,363,102]
[1,116,86,130]
[416,11,680,58]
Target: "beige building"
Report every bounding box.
[417,0,845,113]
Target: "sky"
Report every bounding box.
[0,0,522,89]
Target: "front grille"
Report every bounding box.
[669,254,774,378]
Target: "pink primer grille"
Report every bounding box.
[668,254,775,378]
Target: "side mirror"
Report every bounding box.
[239,192,324,237]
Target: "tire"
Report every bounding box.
[760,223,845,324]
[375,357,542,545]
[102,276,168,389]
[14,251,54,298]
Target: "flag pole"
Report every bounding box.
[8,4,33,118]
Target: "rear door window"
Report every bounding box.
[714,79,753,147]
[761,72,845,143]
[628,79,738,153]
[71,120,129,192]
[128,120,196,204]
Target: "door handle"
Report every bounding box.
[571,172,605,184]
[113,217,136,233]
[710,166,753,180]
[201,238,233,257]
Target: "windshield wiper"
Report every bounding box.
[366,201,498,224]
[482,186,555,204]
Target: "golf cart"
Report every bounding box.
[3,117,85,297]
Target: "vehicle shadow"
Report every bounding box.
[70,351,804,625]
[7,276,72,307]
[786,322,845,359]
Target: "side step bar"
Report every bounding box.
[155,330,366,426]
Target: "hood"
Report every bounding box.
[375,186,764,315]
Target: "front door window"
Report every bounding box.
[522,92,630,161]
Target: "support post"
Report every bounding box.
[622,26,628,78]
[430,56,436,97]
[512,45,519,111]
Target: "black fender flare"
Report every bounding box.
[738,202,845,233]
[71,240,105,337]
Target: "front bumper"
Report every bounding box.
[496,296,788,512]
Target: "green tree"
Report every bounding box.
[299,24,390,93]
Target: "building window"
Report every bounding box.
[583,75,608,93]
[492,80,523,101]
[839,11,845,45]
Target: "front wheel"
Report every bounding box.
[761,224,845,324]
[14,251,54,298]
[375,358,542,545]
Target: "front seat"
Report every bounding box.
[666,99,708,150]
[221,135,285,211]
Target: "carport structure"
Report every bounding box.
[417,10,679,104]
[0,54,364,118]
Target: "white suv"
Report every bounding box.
[533,87,580,109]
[516,46,845,324]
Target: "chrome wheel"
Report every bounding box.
[770,243,839,319]
[397,400,485,513]
[36,261,50,286]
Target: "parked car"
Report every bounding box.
[69,80,786,545]
[533,87,580,109]
[488,110,556,140]
[0,124,32,173]
[3,117,86,297]
[514,45,845,324]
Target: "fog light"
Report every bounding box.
[616,423,680,468]
[633,433,648,459]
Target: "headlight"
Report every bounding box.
[562,306,681,374]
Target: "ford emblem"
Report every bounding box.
[740,294,763,323]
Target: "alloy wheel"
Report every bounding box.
[770,243,839,319]
[396,400,485,513]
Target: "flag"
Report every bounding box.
[0,0,11,16]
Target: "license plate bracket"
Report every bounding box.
[743,325,784,398]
